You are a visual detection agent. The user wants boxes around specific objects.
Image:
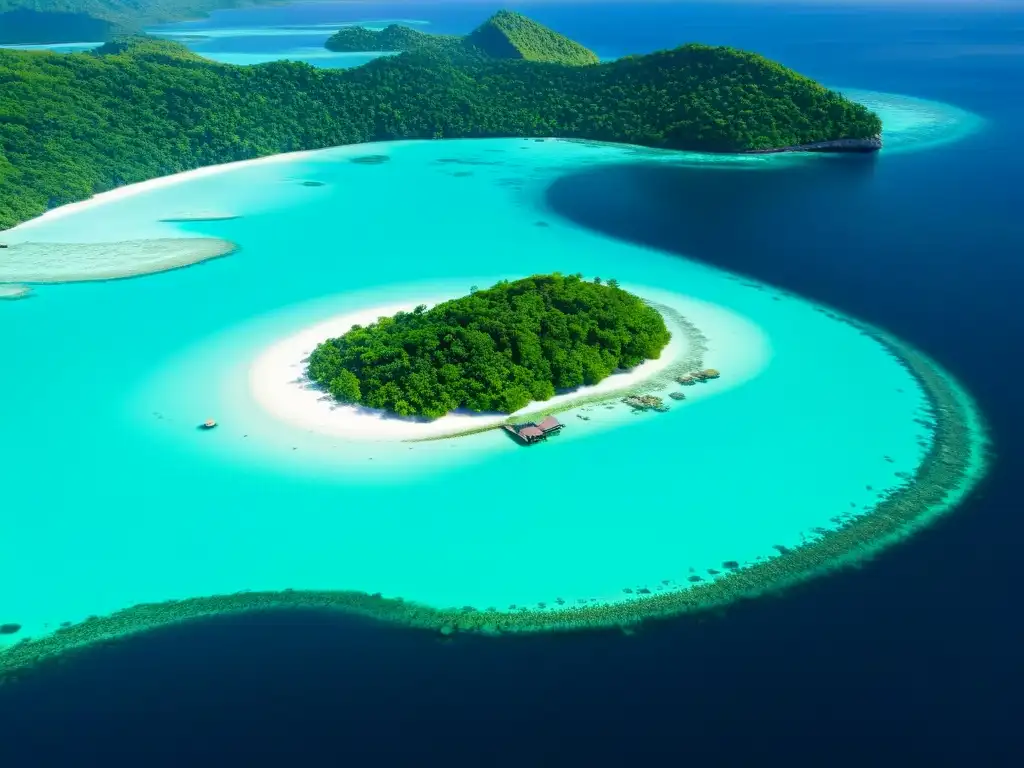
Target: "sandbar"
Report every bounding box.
[0,238,238,283]
[248,289,769,442]
[159,211,241,222]
[0,284,31,300]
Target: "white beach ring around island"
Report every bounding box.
[247,287,772,443]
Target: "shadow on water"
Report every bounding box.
[547,156,888,311]
[544,153,1019,354]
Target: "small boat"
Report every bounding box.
[201,419,217,430]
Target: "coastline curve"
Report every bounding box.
[0,300,989,680]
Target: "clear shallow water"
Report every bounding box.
[1,135,982,650]
[148,7,435,67]
[2,4,1021,765]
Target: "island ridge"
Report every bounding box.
[0,16,881,231]
[325,11,601,66]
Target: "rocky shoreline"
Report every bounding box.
[747,135,882,155]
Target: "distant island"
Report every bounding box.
[307,274,672,418]
[0,0,272,44]
[326,11,601,66]
[0,12,882,231]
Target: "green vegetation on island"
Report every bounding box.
[326,11,600,66]
[307,274,672,418]
[0,0,270,44]
[0,26,881,230]
[465,10,600,65]
[324,24,464,57]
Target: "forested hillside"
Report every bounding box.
[0,37,881,229]
[325,11,599,66]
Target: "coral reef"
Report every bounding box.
[622,394,668,411]
[0,303,990,682]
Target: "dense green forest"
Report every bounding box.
[307,274,672,418]
[324,24,464,57]
[464,10,600,65]
[0,33,881,230]
[0,0,270,42]
[326,11,599,66]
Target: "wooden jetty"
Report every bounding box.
[503,415,564,445]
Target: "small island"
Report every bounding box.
[325,11,601,66]
[307,274,671,418]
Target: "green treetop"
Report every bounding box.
[464,10,600,65]
[306,274,672,418]
[325,24,465,57]
[325,11,599,66]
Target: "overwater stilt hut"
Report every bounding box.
[503,415,563,444]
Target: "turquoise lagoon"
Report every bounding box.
[0,128,988,667]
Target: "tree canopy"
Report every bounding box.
[326,11,600,67]
[325,24,465,58]
[464,10,600,65]
[306,274,672,418]
[0,32,881,230]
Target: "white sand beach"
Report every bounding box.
[1,149,327,237]
[249,288,771,442]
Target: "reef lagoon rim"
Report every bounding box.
[0,110,989,679]
[248,289,764,443]
[0,314,989,675]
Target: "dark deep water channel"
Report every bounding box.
[2,3,1023,765]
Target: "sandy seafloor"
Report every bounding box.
[0,93,987,651]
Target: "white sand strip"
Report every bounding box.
[0,284,31,300]
[249,290,770,442]
[0,238,237,283]
[158,211,241,222]
[1,149,326,236]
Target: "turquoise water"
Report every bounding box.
[1,130,980,649]
[147,17,430,67]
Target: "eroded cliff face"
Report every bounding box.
[747,135,883,154]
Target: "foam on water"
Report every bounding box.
[0,138,988,668]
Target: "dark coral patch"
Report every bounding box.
[350,154,390,165]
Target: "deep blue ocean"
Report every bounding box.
[2,2,1023,765]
